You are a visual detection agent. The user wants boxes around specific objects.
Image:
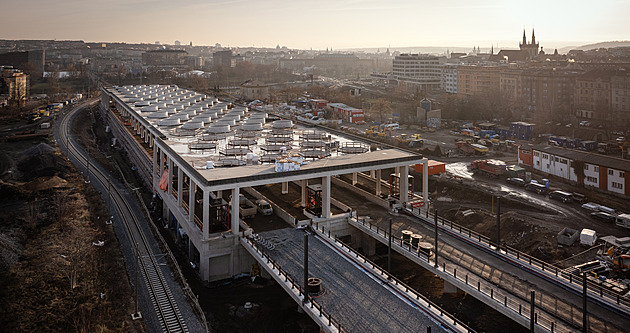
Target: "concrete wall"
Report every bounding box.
[331,176,389,209]
[243,187,297,227]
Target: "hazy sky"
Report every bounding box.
[1,0,629,50]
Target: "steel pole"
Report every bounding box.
[434,209,438,268]
[530,290,535,332]
[583,272,588,333]
[303,233,309,305]
[388,218,392,276]
[497,196,501,252]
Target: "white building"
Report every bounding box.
[392,54,444,92]
[441,64,458,94]
[519,145,629,197]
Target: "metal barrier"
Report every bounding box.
[313,223,476,333]
[244,237,345,332]
[408,210,630,312]
[349,216,574,333]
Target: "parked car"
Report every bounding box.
[507,177,525,186]
[255,199,273,216]
[548,190,573,203]
[525,182,548,194]
[591,211,616,223]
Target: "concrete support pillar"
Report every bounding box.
[361,234,376,256]
[282,181,289,194]
[395,166,400,176]
[188,238,193,259]
[177,168,183,207]
[202,189,209,240]
[231,188,240,236]
[376,169,382,196]
[422,158,429,216]
[159,150,165,176]
[189,180,195,223]
[370,170,375,178]
[153,145,158,176]
[400,165,409,205]
[443,281,458,294]
[322,176,331,218]
[352,172,358,185]
[167,158,173,195]
[200,257,209,282]
[217,190,222,199]
[301,179,308,207]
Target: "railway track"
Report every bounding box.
[58,101,189,333]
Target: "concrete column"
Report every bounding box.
[200,258,209,282]
[352,172,358,185]
[231,187,240,236]
[301,179,308,207]
[376,169,382,196]
[177,168,183,207]
[422,158,429,216]
[217,190,222,198]
[189,180,195,223]
[153,145,158,175]
[400,165,409,205]
[282,181,289,194]
[167,158,173,195]
[202,189,209,240]
[443,281,458,294]
[322,176,331,218]
[159,150,165,175]
[362,234,376,256]
[370,170,375,178]
[395,166,400,176]
[188,238,193,259]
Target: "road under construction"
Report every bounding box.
[99,84,630,332]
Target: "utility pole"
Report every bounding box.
[388,218,392,277]
[530,290,535,332]
[496,196,501,252]
[434,209,438,268]
[303,233,309,305]
[131,242,142,320]
[583,272,588,333]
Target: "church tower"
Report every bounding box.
[519,28,539,59]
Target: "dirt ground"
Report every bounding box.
[0,109,140,332]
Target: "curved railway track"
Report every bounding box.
[58,101,189,333]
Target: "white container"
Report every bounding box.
[580,229,597,246]
[206,161,214,169]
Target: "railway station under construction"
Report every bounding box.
[100,85,428,282]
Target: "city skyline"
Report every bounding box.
[1,0,629,50]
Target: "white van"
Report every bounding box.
[255,199,273,216]
[383,123,400,131]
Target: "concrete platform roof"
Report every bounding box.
[107,85,422,188]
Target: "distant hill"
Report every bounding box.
[570,41,630,51]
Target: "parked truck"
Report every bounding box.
[231,194,257,219]
[616,213,630,229]
[470,159,507,178]
[456,141,476,155]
